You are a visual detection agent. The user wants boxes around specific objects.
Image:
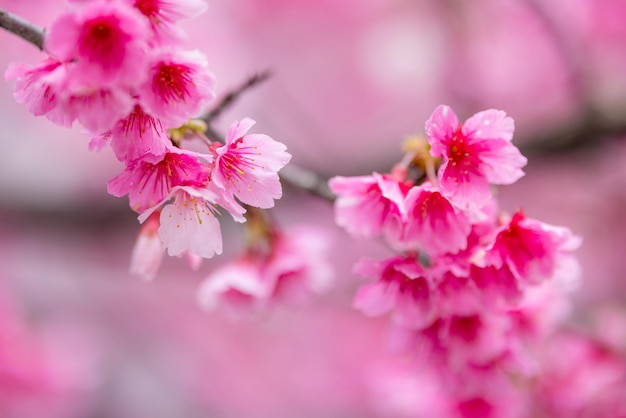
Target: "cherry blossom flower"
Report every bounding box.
[197,260,273,316]
[198,225,333,313]
[129,210,164,280]
[329,172,410,239]
[57,75,135,132]
[138,184,246,259]
[138,49,215,127]
[211,118,291,208]
[487,210,582,285]
[425,105,527,210]
[102,105,169,162]
[107,145,210,213]
[353,256,436,330]
[45,0,149,86]
[4,59,73,127]
[127,0,208,44]
[401,182,471,256]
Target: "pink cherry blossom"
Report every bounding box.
[102,105,169,162]
[211,118,291,208]
[353,256,436,330]
[198,225,333,313]
[129,210,164,280]
[58,73,135,132]
[470,264,522,306]
[45,0,149,86]
[107,145,210,213]
[265,225,334,305]
[128,0,208,44]
[4,59,73,127]
[138,49,215,127]
[401,182,471,256]
[425,105,527,210]
[197,260,273,316]
[487,210,581,285]
[329,172,410,239]
[139,185,223,258]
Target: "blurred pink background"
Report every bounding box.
[1,0,626,416]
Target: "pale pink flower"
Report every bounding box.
[535,333,626,417]
[487,210,582,285]
[425,105,527,210]
[129,211,164,280]
[58,74,135,132]
[107,145,210,213]
[127,0,208,44]
[138,50,215,127]
[199,225,333,313]
[197,261,272,316]
[138,185,245,259]
[4,59,73,127]
[401,182,471,256]
[353,256,436,330]
[211,118,291,208]
[45,0,149,86]
[329,172,410,239]
[103,105,169,162]
[266,226,334,305]
[139,187,218,258]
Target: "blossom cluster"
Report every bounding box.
[327,105,621,416]
[5,0,291,278]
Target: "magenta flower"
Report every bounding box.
[329,172,410,239]
[59,75,135,132]
[353,256,436,330]
[487,210,581,285]
[211,118,291,208]
[107,145,210,213]
[128,0,208,44]
[138,50,215,127]
[401,182,471,256]
[425,105,527,210]
[5,59,73,127]
[104,105,169,162]
[45,0,149,86]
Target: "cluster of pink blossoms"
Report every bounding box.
[328,105,626,416]
[5,0,292,278]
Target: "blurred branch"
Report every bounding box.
[201,71,272,125]
[521,0,626,156]
[521,112,626,157]
[0,8,44,50]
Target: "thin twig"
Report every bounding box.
[279,165,335,202]
[0,8,44,50]
[201,71,272,125]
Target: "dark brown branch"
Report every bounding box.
[520,112,626,157]
[0,8,44,50]
[201,71,272,125]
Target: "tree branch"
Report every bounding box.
[201,71,272,125]
[0,8,44,50]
